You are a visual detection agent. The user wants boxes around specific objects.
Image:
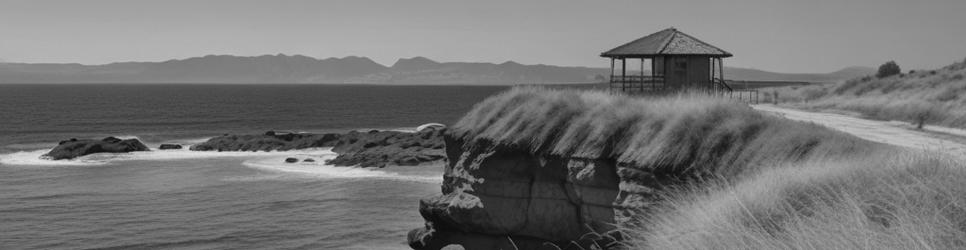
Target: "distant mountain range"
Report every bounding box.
[0,54,874,84]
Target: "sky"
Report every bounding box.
[0,0,965,73]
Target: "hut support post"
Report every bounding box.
[640,58,645,93]
[609,58,615,93]
[710,58,716,94]
[621,58,627,92]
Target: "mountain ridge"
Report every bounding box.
[0,54,873,84]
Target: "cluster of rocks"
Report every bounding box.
[43,126,447,169]
[186,127,446,168]
[326,129,445,168]
[284,157,316,163]
[42,137,150,160]
[188,131,342,152]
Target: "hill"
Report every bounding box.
[0,54,869,84]
[725,66,874,82]
[768,59,966,128]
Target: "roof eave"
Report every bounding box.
[601,53,734,58]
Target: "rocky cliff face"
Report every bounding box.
[408,88,871,249]
[410,135,624,250]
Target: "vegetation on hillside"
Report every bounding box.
[453,87,966,249]
[764,59,966,129]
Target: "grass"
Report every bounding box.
[764,60,966,129]
[452,87,874,179]
[625,151,966,249]
[452,87,966,249]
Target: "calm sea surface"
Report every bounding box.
[0,84,510,249]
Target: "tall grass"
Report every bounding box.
[626,152,966,249]
[766,60,966,128]
[452,87,873,179]
[452,87,966,249]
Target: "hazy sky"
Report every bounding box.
[1,0,965,73]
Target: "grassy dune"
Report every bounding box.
[454,87,966,249]
[765,60,966,128]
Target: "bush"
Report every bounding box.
[876,61,901,78]
[906,101,942,129]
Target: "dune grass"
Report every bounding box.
[625,151,966,249]
[453,87,874,179]
[452,87,966,249]
[764,60,966,128]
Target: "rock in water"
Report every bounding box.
[43,137,150,160]
[159,144,183,150]
[303,158,316,162]
[285,157,299,163]
[189,132,342,152]
[188,129,447,168]
[326,129,446,168]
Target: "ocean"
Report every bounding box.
[0,84,510,250]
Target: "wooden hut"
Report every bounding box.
[601,28,734,94]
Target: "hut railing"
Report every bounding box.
[609,75,665,93]
[712,78,759,104]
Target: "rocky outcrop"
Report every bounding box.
[189,131,342,152]
[408,134,624,250]
[43,137,150,160]
[159,144,183,150]
[189,129,446,168]
[326,129,445,168]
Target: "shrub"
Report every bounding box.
[906,101,942,129]
[876,61,901,78]
[802,87,828,101]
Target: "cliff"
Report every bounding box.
[408,88,876,249]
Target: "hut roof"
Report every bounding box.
[601,28,732,58]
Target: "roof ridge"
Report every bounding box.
[657,30,677,55]
[601,28,672,57]
[600,28,731,58]
[672,31,732,57]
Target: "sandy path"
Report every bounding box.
[752,105,966,159]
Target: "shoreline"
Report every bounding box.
[1,125,447,168]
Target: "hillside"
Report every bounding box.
[767,59,966,128]
[725,66,874,82]
[0,54,868,84]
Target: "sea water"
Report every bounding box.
[0,84,508,249]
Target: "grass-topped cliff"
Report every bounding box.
[415,87,966,249]
[767,59,966,129]
[452,87,875,179]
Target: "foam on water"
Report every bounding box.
[0,149,107,166]
[0,146,336,167]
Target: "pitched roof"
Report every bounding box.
[600,28,732,58]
